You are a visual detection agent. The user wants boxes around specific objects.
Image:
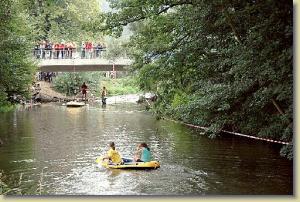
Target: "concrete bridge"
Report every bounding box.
[37,58,132,72]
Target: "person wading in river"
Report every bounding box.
[101,86,107,105]
[81,82,88,101]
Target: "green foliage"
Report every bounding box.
[0,178,10,195]
[100,0,293,158]
[0,104,15,113]
[26,0,103,42]
[53,72,140,96]
[0,0,36,110]
[104,37,129,61]
[171,91,188,109]
[53,72,105,96]
[280,144,293,160]
[0,171,23,195]
[1,0,106,110]
[100,77,140,96]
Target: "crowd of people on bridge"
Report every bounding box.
[80,41,106,59]
[33,40,106,59]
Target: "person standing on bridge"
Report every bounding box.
[81,41,85,58]
[54,42,59,59]
[59,42,65,59]
[81,82,88,101]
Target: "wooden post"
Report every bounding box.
[113,63,116,79]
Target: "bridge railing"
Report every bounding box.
[33,47,107,60]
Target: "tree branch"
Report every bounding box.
[220,2,243,45]
[107,0,194,28]
[271,98,285,115]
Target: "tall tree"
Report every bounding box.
[0,0,36,109]
[96,0,293,158]
[27,0,103,42]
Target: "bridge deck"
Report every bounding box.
[37,58,132,72]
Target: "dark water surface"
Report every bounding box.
[0,103,293,195]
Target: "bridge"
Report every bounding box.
[37,58,132,72]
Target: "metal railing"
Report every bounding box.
[33,47,107,60]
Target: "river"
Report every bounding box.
[0,103,293,195]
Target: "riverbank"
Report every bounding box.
[0,105,15,113]
[30,81,155,106]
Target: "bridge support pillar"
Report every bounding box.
[112,63,116,79]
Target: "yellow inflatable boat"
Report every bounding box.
[95,157,160,169]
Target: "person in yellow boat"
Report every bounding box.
[134,143,152,162]
[102,142,122,164]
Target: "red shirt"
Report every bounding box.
[59,44,65,50]
[86,42,92,50]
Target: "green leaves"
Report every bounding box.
[53,72,101,96]
[99,0,293,158]
[52,73,139,96]
[26,0,103,42]
[0,0,36,110]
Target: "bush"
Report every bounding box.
[53,73,140,97]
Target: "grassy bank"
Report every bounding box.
[99,77,140,96]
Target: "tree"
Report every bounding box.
[0,0,106,110]
[97,0,293,158]
[0,0,36,110]
[26,0,103,42]
[104,37,129,61]
[53,72,104,96]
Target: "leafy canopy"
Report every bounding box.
[97,0,293,158]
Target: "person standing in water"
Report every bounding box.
[101,86,107,105]
[81,82,88,101]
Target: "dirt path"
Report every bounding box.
[36,81,69,99]
[34,81,96,102]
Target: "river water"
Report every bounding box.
[0,103,293,195]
